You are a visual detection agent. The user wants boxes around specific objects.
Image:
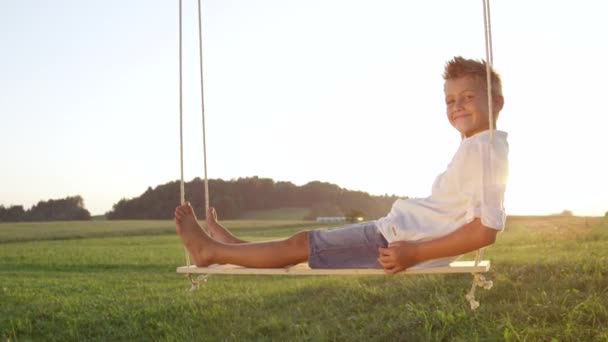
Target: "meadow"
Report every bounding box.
[1,215,607,341]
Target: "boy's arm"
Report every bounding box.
[377,218,498,274]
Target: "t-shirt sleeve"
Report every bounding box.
[460,140,509,230]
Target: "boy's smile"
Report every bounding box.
[444,76,502,138]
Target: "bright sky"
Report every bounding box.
[1,0,607,216]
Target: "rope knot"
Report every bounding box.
[466,273,493,310]
[473,274,494,289]
[187,274,209,291]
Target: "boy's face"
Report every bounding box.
[444,76,496,138]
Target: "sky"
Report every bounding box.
[1,0,607,216]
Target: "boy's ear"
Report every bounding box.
[493,95,504,113]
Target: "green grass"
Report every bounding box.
[1,216,608,341]
[238,207,310,220]
[0,219,319,243]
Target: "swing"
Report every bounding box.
[175,0,497,310]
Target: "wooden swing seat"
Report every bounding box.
[176,260,490,276]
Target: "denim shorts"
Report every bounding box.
[308,221,388,268]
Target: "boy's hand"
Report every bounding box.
[378,242,419,274]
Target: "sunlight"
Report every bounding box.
[506,163,607,217]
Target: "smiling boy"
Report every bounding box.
[175,56,509,274]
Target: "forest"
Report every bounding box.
[0,196,91,222]
[106,177,401,220]
[0,177,402,222]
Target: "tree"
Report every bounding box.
[0,196,91,222]
[0,205,26,222]
[27,196,91,221]
[345,209,365,222]
[105,176,401,220]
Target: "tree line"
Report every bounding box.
[0,196,91,222]
[106,177,401,220]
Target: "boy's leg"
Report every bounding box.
[176,203,308,268]
[205,207,247,244]
[308,221,387,268]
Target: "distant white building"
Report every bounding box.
[316,216,363,223]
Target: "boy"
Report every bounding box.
[175,56,508,274]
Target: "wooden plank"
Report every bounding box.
[176,260,490,275]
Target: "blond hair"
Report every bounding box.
[443,56,502,98]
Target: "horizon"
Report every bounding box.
[1,1,607,217]
[3,174,606,218]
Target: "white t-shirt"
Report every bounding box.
[376,130,509,245]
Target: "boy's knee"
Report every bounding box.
[287,230,309,250]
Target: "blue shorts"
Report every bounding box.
[308,221,388,268]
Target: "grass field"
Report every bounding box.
[238,207,310,220]
[1,216,607,341]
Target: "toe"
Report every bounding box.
[209,207,217,220]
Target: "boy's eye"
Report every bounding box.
[446,100,455,105]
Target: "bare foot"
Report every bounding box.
[205,207,246,244]
[175,203,214,266]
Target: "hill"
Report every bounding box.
[106,177,401,220]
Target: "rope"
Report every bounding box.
[468,0,495,310]
[474,248,484,266]
[173,0,208,288]
[178,0,209,287]
[178,0,191,267]
[178,0,185,205]
[473,0,494,269]
[483,0,494,140]
[466,273,494,310]
[197,0,210,214]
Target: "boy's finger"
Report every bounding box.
[386,263,396,270]
[385,264,405,274]
[379,258,395,268]
[378,255,391,263]
[379,261,392,270]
